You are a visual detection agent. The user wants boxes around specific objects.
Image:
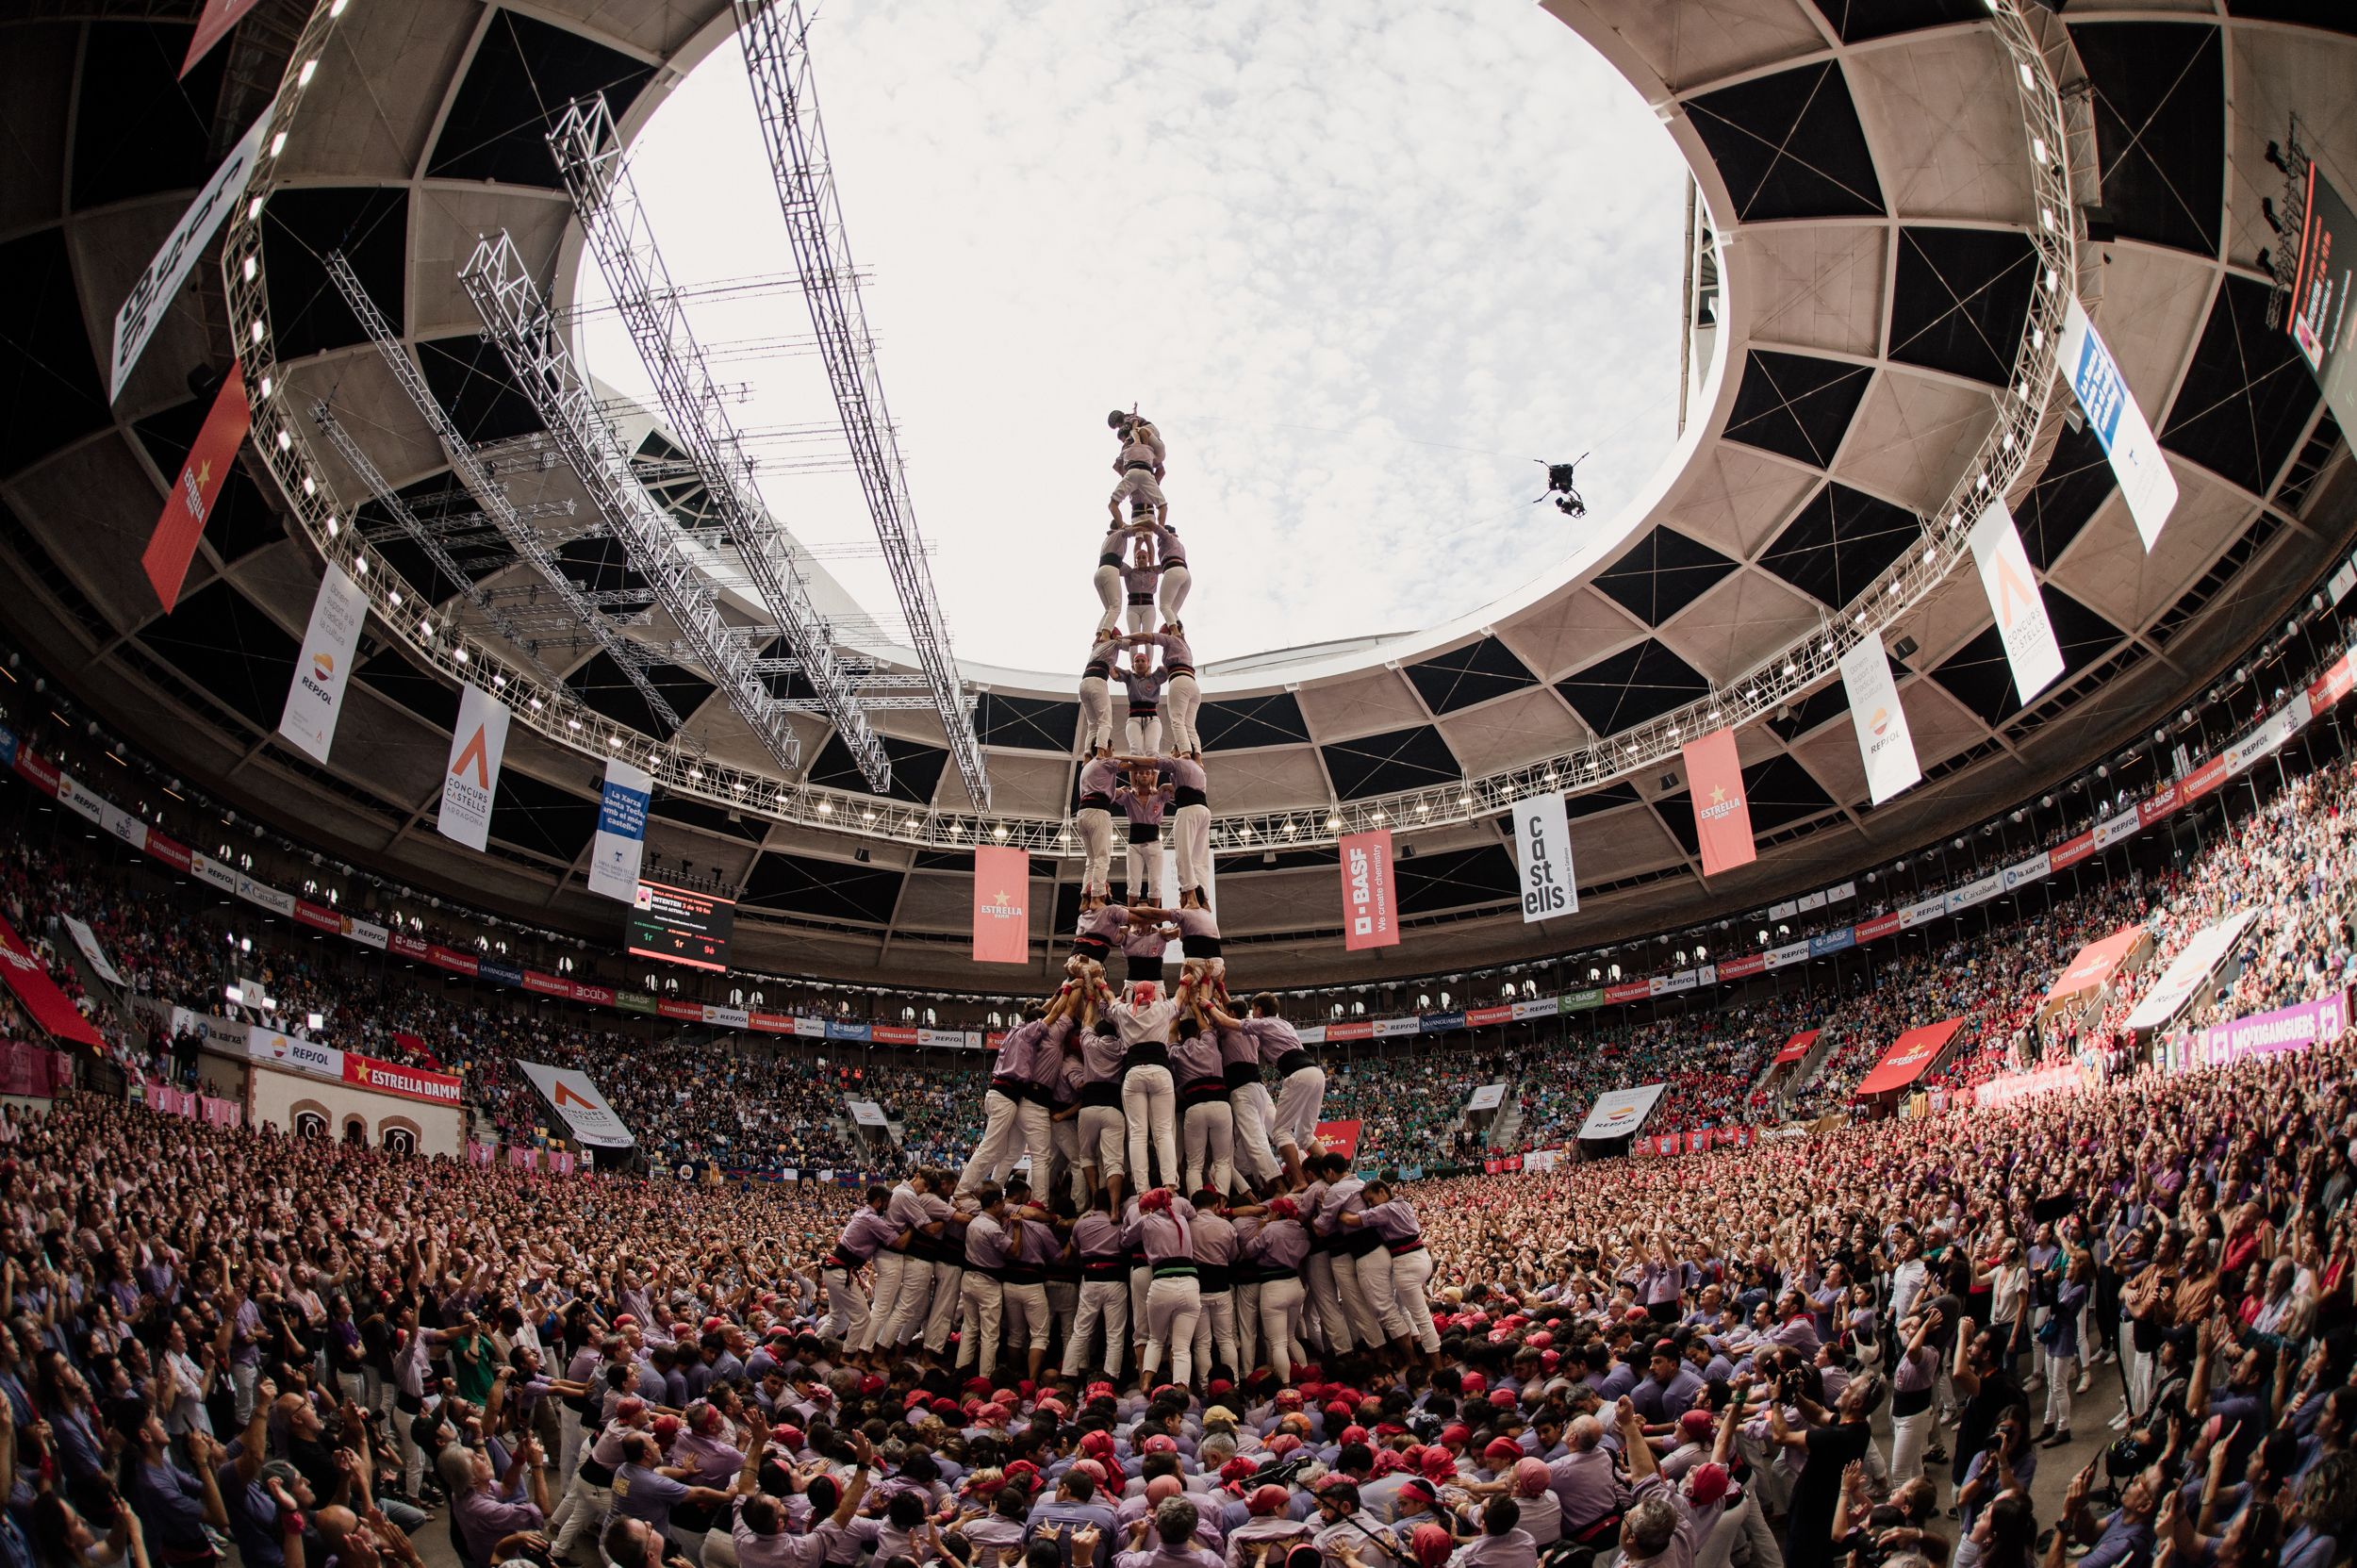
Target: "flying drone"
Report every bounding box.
[1535,454,1590,519]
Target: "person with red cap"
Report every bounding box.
[1225,1484,1312,1568]
[1127,1187,1204,1388]
[1310,1477,1406,1568]
[1245,1196,1311,1381]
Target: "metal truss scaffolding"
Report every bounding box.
[731,0,990,807]
[544,95,894,795]
[457,233,802,771]
[323,252,683,732]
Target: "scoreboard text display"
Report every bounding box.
[628,881,735,971]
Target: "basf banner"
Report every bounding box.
[277,563,368,764]
[1512,792,1577,922]
[517,1061,636,1147]
[2290,158,2357,437]
[586,760,652,903]
[1970,498,2065,705]
[1578,1082,1666,1141]
[437,684,510,852]
[1339,830,1398,949]
[1839,635,1921,805]
[2059,296,2180,548]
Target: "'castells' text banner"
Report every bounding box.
[1512,791,1577,922]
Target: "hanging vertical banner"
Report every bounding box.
[2058,296,2179,549]
[180,0,267,75]
[1339,829,1399,950]
[1969,498,2066,705]
[585,760,653,903]
[971,844,1030,964]
[2290,158,2357,437]
[109,115,271,404]
[1681,727,1755,877]
[1838,635,1921,805]
[437,684,510,851]
[276,562,368,764]
[141,361,251,611]
[1512,792,1577,922]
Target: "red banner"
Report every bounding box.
[1772,1029,1820,1065]
[971,845,1031,965]
[1856,913,1901,942]
[2049,831,2096,870]
[2139,783,2183,827]
[1682,727,1756,876]
[1465,1004,1514,1027]
[871,1025,919,1046]
[1855,1016,1964,1096]
[522,970,570,998]
[658,999,703,1021]
[390,932,431,962]
[180,0,265,74]
[0,916,103,1048]
[1605,981,1652,1004]
[2047,925,2145,999]
[294,900,340,933]
[341,1052,462,1105]
[569,982,615,1007]
[1327,1020,1373,1042]
[1716,952,1766,980]
[2309,653,2354,713]
[142,361,249,612]
[13,749,58,797]
[146,832,192,873]
[2183,756,2230,801]
[1314,1119,1361,1162]
[426,945,477,977]
[0,1041,70,1097]
[1339,830,1398,949]
[750,1011,793,1034]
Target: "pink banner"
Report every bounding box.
[467,1139,497,1166]
[1974,1065,2084,1108]
[200,1096,241,1128]
[971,845,1031,965]
[1339,830,1399,950]
[1682,728,1756,877]
[0,1041,68,1097]
[2187,991,2349,1067]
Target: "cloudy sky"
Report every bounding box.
[583,0,1689,676]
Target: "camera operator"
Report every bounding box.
[1833,1463,1946,1567]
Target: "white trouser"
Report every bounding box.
[1080,676,1113,752]
[1125,597,1157,637]
[1235,1279,1262,1372]
[1126,712,1162,755]
[1271,1064,1327,1153]
[1126,830,1160,904]
[1159,565,1191,624]
[552,1474,611,1563]
[1191,1285,1238,1380]
[956,1274,1004,1380]
[1182,1098,1234,1196]
[961,1090,1053,1191]
[1229,1082,1283,1185]
[1079,808,1113,896]
[1392,1248,1439,1351]
[557,1401,585,1484]
[820,1263,869,1345]
[1064,1279,1129,1378]
[882,1253,940,1347]
[1002,1281,1051,1354]
[1079,1104,1128,1180]
[2043,1354,2076,1430]
[1047,1280,1078,1349]
[1259,1276,1307,1379]
[1173,802,1211,896]
[1123,1065,1178,1191]
[1141,1275,1203,1385]
[1052,1115,1086,1205]
[1129,1265,1152,1361]
[232,1362,259,1426]
[919,1261,964,1354]
[859,1250,909,1353]
[667,1523,712,1565]
[1164,672,1201,755]
[2126,1345,2154,1415]
[1333,1246,1388,1348]
[1888,1403,1933,1482]
[1094,567,1123,635]
[1303,1251,1355,1353]
[699,1526,740,1568]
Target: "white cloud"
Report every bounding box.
[583,0,1688,680]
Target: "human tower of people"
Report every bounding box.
[810,412,1432,1405]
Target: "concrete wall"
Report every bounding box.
[246,1065,462,1159]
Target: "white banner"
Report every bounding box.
[2124,912,2256,1032]
[2059,296,2179,549]
[437,684,509,852]
[341,916,388,950]
[701,1004,750,1030]
[794,1016,826,1039]
[108,114,270,403]
[2002,851,2051,891]
[1765,940,1811,970]
[847,1098,889,1128]
[1466,1082,1508,1112]
[1901,894,1948,930]
[1839,635,1921,805]
[1797,889,1828,913]
[1827,881,1857,903]
[1295,1024,1327,1045]
[236,874,295,917]
[1511,792,1577,922]
[587,759,652,903]
[62,916,123,985]
[1373,1016,1421,1039]
[1970,499,2066,706]
[517,1060,636,1147]
[278,563,368,765]
[1511,997,1558,1022]
[1770,900,1799,919]
[58,773,106,826]
[190,851,239,894]
[2093,810,2140,850]
[1578,1082,1666,1140]
[1949,872,2003,912]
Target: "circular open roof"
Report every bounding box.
[0,0,2349,991]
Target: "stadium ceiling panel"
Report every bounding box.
[0,0,2347,988]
